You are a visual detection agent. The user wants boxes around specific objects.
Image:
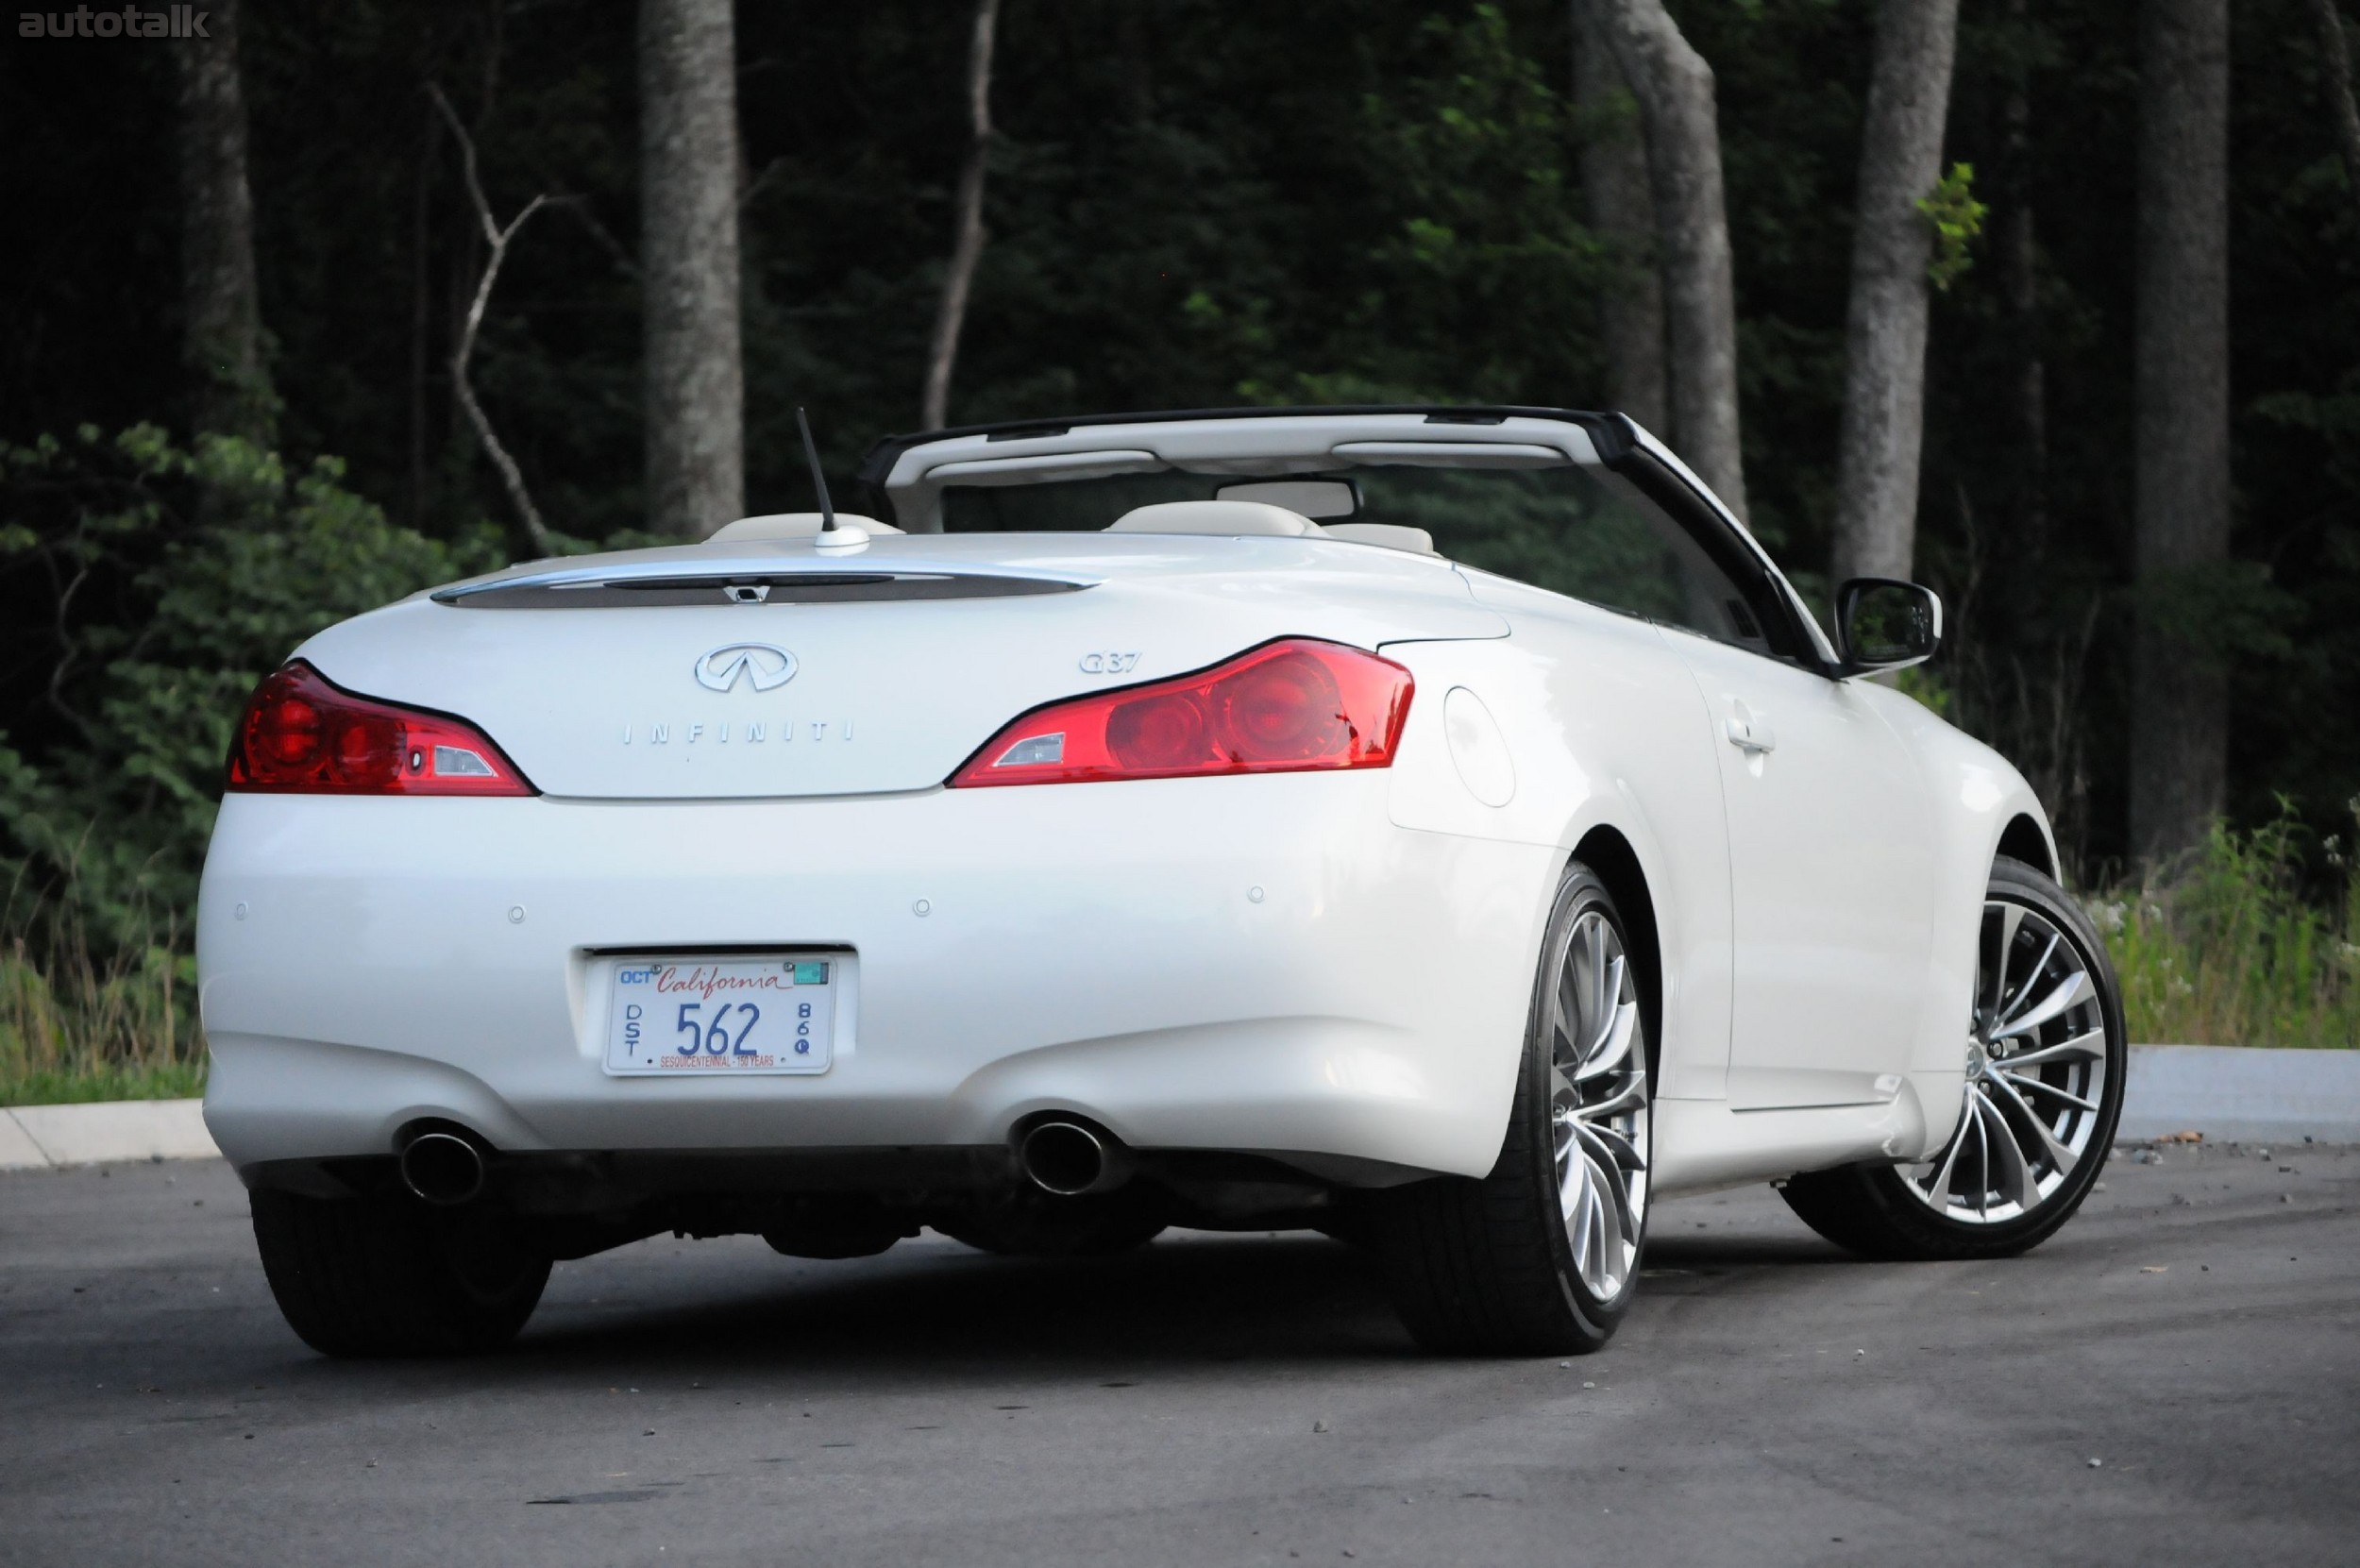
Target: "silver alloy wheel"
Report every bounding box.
[1903,897,2111,1223]
[1548,909,1651,1299]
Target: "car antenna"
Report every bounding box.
[795,406,839,535]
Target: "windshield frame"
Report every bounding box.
[854,405,1837,674]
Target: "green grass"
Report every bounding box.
[0,934,206,1106]
[3,1061,207,1104]
[2089,810,2360,1049]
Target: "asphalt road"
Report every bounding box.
[3,1142,2354,1568]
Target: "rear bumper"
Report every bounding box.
[197,773,1558,1186]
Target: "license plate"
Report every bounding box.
[603,955,838,1076]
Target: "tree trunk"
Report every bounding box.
[409,99,438,531]
[1830,0,1961,587]
[1590,0,1746,521]
[639,0,745,539]
[174,0,271,443]
[921,0,1002,430]
[1572,0,1667,435]
[1999,0,2047,594]
[2311,0,2360,224]
[430,84,558,558]
[2130,0,2232,864]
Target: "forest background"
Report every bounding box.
[3,0,2356,1099]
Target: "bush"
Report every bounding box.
[0,930,204,1104]
[2092,805,2360,1049]
[0,425,503,1102]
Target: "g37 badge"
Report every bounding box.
[1078,651,1141,675]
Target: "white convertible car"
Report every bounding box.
[197,406,2125,1357]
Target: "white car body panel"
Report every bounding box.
[197,407,2058,1208]
[1667,629,1939,1111]
[1378,594,1737,1104]
[200,775,1551,1179]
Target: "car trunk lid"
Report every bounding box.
[291,534,1505,800]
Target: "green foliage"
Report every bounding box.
[0,933,206,1105]
[0,0,2357,1078]
[0,425,500,963]
[1222,3,1610,408]
[2134,559,2301,666]
[1893,664,1955,717]
[2092,804,2360,1049]
[1916,161,1987,292]
[1343,6,1608,400]
[0,424,499,1097]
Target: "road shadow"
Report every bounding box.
[501,1231,1418,1378]
[495,1222,1869,1377]
[1642,1234,1858,1269]
[214,1223,1884,1392]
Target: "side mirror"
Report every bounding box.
[1835,578,1943,675]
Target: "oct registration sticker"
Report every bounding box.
[604,956,836,1076]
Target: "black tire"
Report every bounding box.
[249,1189,551,1357]
[1779,854,2127,1260]
[1373,862,1652,1356]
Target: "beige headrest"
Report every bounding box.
[706,513,903,543]
[1105,500,1324,537]
[1323,522,1438,556]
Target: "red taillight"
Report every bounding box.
[226,661,535,796]
[950,638,1414,787]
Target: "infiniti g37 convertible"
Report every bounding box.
[197,406,2126,1357]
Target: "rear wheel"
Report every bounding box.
[250,1189,550,1357]
[1779,855,2125,1259]
[1374,863,1652,1355]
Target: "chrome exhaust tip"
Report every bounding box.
[398,1130,487,1206]
[1017,1119,1131,1197]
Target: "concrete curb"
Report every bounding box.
[0,1044,2352,1172]
[1,1100,218,1170]
[2117,1044,2360,1144]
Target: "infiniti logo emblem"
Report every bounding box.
[694,643,799,693]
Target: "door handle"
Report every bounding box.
[1725,708,1777,753]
